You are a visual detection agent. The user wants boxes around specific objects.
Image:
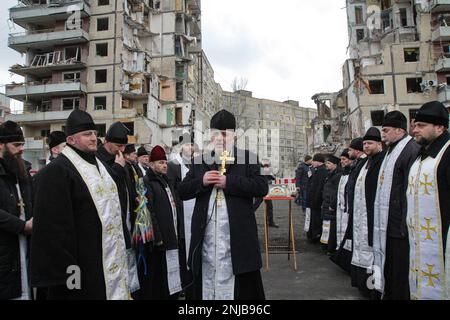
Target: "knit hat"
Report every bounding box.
[349,137,364,152]
[382,111,408,131]
[0,121,24,143]
[105,122,129,145]
[210,110,236,131]
[363,127,382,142]
[66,110,96,136]
[48,131,66,149]
[415,101,449,128]
[124,144,136,155]
[340,148,350,159]
[150,145,167,162]
[312,153,326,163]
[137,146,148,157]
[326,155,340,166]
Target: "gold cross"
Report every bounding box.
[109,263,119,274]
[17,199,25,213]
[96,185,105,197]
[380,171,385,185]
[219,150,235,176]
[106,224,114,235]
[419,174,433,196]
[110,184,117,194]
[216,190,224,206]
[420,218,437,241]
[421,264,440,288]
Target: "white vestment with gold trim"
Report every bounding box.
[407,140,450,300]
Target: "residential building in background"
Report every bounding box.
[5,0,210,169]
[310,0,450,154]
[222,90,316,177]
[0,93,11,123]
[4,0,312,176]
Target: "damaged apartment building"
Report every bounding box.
[6,0,215,169]
[0,94,11,124]
[310,0,450,153]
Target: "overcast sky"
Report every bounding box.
[0,0,349,110]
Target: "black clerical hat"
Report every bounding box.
[124,144,136,155]
[326,155,340,165]
[349,137,364,152]
[210,110,236,131]
[48,131,66,149]
[340,148,350,159]
[0,121,24,143]
[415,101,449,128]
[66,110,96,136]
[363,127,382,142]
[137,146,148,157]
[313,153,326,163]
[382,111,407,131]
[106,122,129,145]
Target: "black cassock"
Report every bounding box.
[331,157,367,273]
[350,151,385,298]
[306,165,328,242]
[30,145,129,300]
[178,149,268,300]
[139,168,185,300]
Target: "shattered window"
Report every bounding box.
[355,6,364,25]
[404,48,419,62]
[369,80,385,94]
[406,78,423,93]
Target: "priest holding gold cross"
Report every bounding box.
[178,110,268,300]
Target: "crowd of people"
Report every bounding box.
[0,99,448,300]
[295,101,450,300]
[0,109,268,300]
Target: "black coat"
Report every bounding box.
[385,136,420,239]
[0,159,33,300]
[178,149,268,276]
[167,158,187,222]
[295,162,310,189]
[306,165,328,210]
[144,168,184,250]
[365,151,386,246]
[30,145,130,299]
[321,168,342,221]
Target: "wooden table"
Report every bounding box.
[263,196,298,271]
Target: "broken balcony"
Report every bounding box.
[6,80,87,102]
[187,0,200,15]
[438,85,450,102]
[10,0,91,29]
[9,50,86,77]
[431,0,450,13]
[435,55,450,72]
[9,28,89,54]
[432,15,450,42]
[7,109,74,125]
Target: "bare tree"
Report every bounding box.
[231,77,248,92]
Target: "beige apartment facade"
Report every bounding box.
[311,0,449,153]
[6,0,206,169]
